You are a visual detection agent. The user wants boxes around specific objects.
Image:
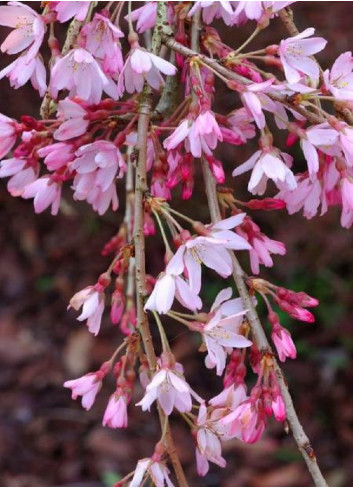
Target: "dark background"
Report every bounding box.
[0,2,352,486]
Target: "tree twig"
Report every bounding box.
[189,9,329,488]
[133,2,188,485]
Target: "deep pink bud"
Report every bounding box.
[272,326,297,362]
[246,198,286,211]
[272,394,286,421]
[205,155,225,183]
[295,292,319,308]
[290,305,315,323]
[111,289,125,324]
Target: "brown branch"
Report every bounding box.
[202,161,328,487]
[202,155,329,488]
[133,2,188,486]
[188,10,329,488]
[278,7,300,37]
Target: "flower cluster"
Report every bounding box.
[0,0,341,485]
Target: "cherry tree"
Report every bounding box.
[3,0,351,486]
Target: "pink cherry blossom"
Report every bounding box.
[127,2,157,33]
[278,174,323,218]
[341,177,353,213]
[335,123,353,167]
[233,148,296,195]
[240,79,275,129]
[71,140,125,214]
[64,371,103,410]
[118,46,177,95]
[22,176,62,215]
[279,28,327,84]
[221,399,266,443]
[195,404,226,477]
[103,390,129,428]
[233,1,295,25]
[53,98,89,141]
[0,1,46,58]
[323,52,353,100]
[144,260,202,315]
[38,142,74,171]
[129,458,174,487]
[306,123,340,160]
[202,308,251,375]
[74,178,119,215]
[69,283,106,336]
[0,53,46,95]
[300,136,320,178]
[210,383,248,411]
[194,288,251,375]
[73,140,126,178]
[236,217,286,274]
[0,157,38,196]
[188,1,234,26]
[144,273,201,314]
[166,214,251,295]
[81,13,124,76]
[51,1,90,23]
[50,48,118,104]
[164,111,223,158]
[251,236,286,275]
[189,111,223,157]
[0,113,18,159]
[221,108,256,145]
[278,159,340,219]
[136,357,194,416]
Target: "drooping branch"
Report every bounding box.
[133,2,188,485]
[189,11,329,489]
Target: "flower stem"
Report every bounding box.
[153,209,173,255]
[233,26,262,55]
[167,311,193,329]
[152,310,171,353]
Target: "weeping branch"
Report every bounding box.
[189,10,328,488]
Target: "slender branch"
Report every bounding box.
[133,3,188,485]
[202,145,328,489]
[189,11,329,488]
[125,147,136,316]
[155,52,180,117]
[278,7,300,37]
[161,33,325,125]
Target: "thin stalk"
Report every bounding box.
[152,311,171,353]
[167,311,193,329]
[233,26,262,55]
[160,208,184,232]
[167,207,196,226]
[153,210,173,255]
